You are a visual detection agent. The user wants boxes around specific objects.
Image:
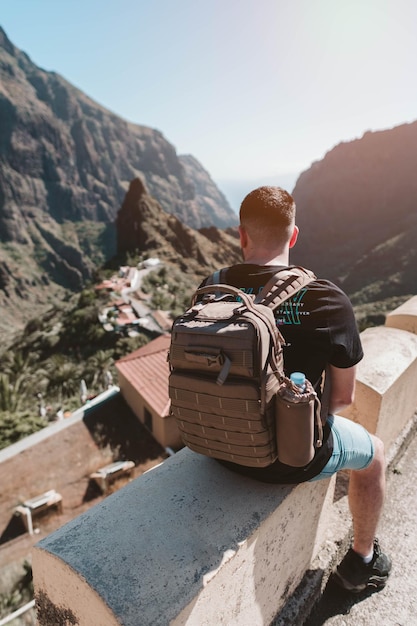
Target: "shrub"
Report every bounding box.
[0,411,48,450]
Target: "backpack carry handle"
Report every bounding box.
[193,283,256,310]
[200,266,316,311]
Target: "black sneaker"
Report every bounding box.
[333,539,392,593]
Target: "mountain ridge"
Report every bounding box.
[0,26,238,338]
[1,25,416,341]
[291,122,417,303]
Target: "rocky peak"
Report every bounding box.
[116,177,241,275]
[0,26,16,56]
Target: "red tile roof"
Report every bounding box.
[150,310,173,332]
[116,310,137,326]
[115,335,171,417]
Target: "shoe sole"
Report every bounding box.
[333,572,389,593]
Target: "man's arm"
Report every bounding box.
[328,364,357,415]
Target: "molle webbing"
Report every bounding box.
[168,267,316,467]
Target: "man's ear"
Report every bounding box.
[289,225,299,249]
[239,225,248,250]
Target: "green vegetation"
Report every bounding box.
[65,220,115,267]
[0,259,198,451]
[1,242,27,264]
[0,286,146,450]
[353,294,412,332]
[4,255,406,451]
[0,411,48,449]
[141,264,196,317]
[0,561,33,620]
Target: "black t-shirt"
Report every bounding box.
[200,264,364,484]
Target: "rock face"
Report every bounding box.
[291,123,417,301]
[116,178,241,276]
[0,26,238,336]
[0,27,236,234]
[179,155,237,229]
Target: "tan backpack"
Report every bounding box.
[168,267,323,468]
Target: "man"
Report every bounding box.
[202,186,391,593]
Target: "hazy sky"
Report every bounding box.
[2,0,417,208]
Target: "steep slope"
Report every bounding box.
[179,155,237,229]
[0,26,237,336]
[291,122,417,301]
[116,178,241,278]
[0,27,235,234]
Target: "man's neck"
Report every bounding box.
[242,251,289,266]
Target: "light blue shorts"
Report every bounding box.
[309,414,374,482]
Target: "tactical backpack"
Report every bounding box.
[168,266,323,468]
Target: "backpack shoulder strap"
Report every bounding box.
[254,266,316,309]
[204,268,228,286]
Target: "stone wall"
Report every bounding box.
[0,389,165,556]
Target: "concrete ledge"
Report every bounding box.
[342,326,417,447]
[385,295,417,334]
[33,449,334,626]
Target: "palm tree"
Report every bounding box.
[83,350,114,391]
[0,373,16,412]
[0,351,46,412]
[46,356,83,402]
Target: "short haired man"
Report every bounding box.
[202,186,391,592]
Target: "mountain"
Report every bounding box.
[2,24,416,341]
[0,27,236,231]
[178,155,237,228]
[0,26,237,338]
[116,177,241,276]
[291,123,417,303]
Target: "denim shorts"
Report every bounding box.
[309,414,375,481]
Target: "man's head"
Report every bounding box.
[239,186,298,263]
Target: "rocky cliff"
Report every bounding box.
[178,155,237,229]
[0,26,238,337]
[0,27,236,234]
[291,123,417,303]
[116,178,241,277]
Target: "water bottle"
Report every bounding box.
[275,371,315,466]
[290,372,306,392]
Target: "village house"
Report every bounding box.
[115,334,182,452]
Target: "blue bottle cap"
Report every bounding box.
[290,372,306,387]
